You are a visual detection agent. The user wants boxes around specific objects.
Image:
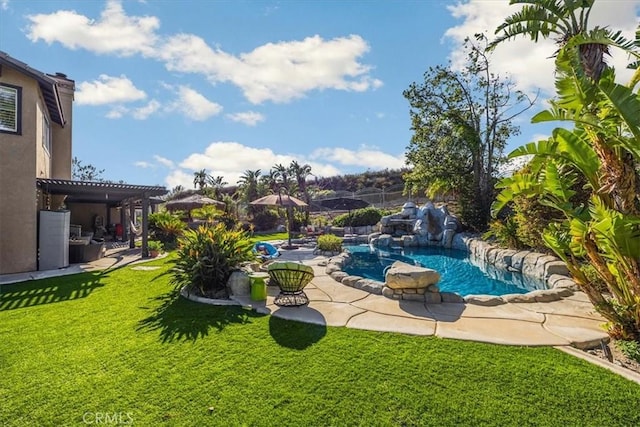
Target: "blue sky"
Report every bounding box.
[1,0,638,189]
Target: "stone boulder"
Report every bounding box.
[442,229,456,248]
[373,234,393,248]
[227,271,250,297]
[385,261,440,289]
[443,214,461,231]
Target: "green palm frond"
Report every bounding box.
[491,172,539,216]
[590,197,640,260]
[490,0,594,50]
[552,127,599,185]
[507,138,557,159]
[598,79,640,152]
[564,28,636,52]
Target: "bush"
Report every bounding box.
[147,240,163,252]
[333,207,383,227]
[171,223,254,298]
[149,211,186,249]
[483,218,523,250]
[615,340,640,363]
[317,234,342,252]
[251,209,281,232]
[512,195,561,252]
[291,209,306,233]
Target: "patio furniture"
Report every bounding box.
[248,272,269,301]
[267,261,314,307]
[253,241,280,262]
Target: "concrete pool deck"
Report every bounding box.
[233,246,610,350]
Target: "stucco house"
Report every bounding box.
[0,51,166,275]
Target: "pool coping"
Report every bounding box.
[324,246,577,306]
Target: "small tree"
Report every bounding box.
[72,157,105,181]
[403,34,535,230]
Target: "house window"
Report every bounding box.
[42,113,51,153]
[0,84,21,134]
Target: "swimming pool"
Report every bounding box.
[343,245,547,297]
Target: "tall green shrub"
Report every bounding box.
[149,211,186,249]
[251,209,280,232]
[317,234,342,253]
[333,207,383,227]
[171,224,254,298]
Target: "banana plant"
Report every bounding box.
[492,39,640,339]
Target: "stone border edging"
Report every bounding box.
[556,346,640,385]
[325,235,581,304]
[180,286,242,306]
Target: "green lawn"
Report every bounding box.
[248,231,290,243]
[1,256,639,426]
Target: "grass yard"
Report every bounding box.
[1,256,639,426]
[248,231,290,243]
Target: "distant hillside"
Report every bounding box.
[215,168,408,197]
[311,168,408,193]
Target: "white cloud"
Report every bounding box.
[134,161,154,168]
[445,0,640,96]
[135,155,174,172]
[310,145,405,170]
[105,105,127,119]
[26,0,159,56]
[164,169,195,190]
[132,99,161,120]
[179,142,294,183]
[76,74,146,105]
[26,2,382,104]
[158,141,399,189]
[167,86,222,121]
[1,1,9,11]
[153,155,174,168]
[226,111,265,126]
[158,34,383,104]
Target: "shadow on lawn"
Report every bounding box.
[269,315,326,350]
[137,290,263,343]
[0,272,105,311]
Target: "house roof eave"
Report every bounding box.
[0,50,66,126]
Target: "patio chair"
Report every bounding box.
[267,261,315,307]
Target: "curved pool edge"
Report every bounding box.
[325,248,579,305]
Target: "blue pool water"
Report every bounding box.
[343,245,547,297]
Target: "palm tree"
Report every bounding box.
[237,169,261,201]
[491,0,638,216]
[490,0,606,80]
[237,169,262,216]
[289,160,312,222]
[193,169,209,191]
[272,163,292,194]
[166,185,185,200]
[207,175,228,199]
[261,169,279,195]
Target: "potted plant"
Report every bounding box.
[147,240,163,257]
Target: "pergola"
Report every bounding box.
[36,178,167,257]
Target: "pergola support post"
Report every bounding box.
[141,193,149,258]
[129,202,135,249]
[120,205,126,241]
